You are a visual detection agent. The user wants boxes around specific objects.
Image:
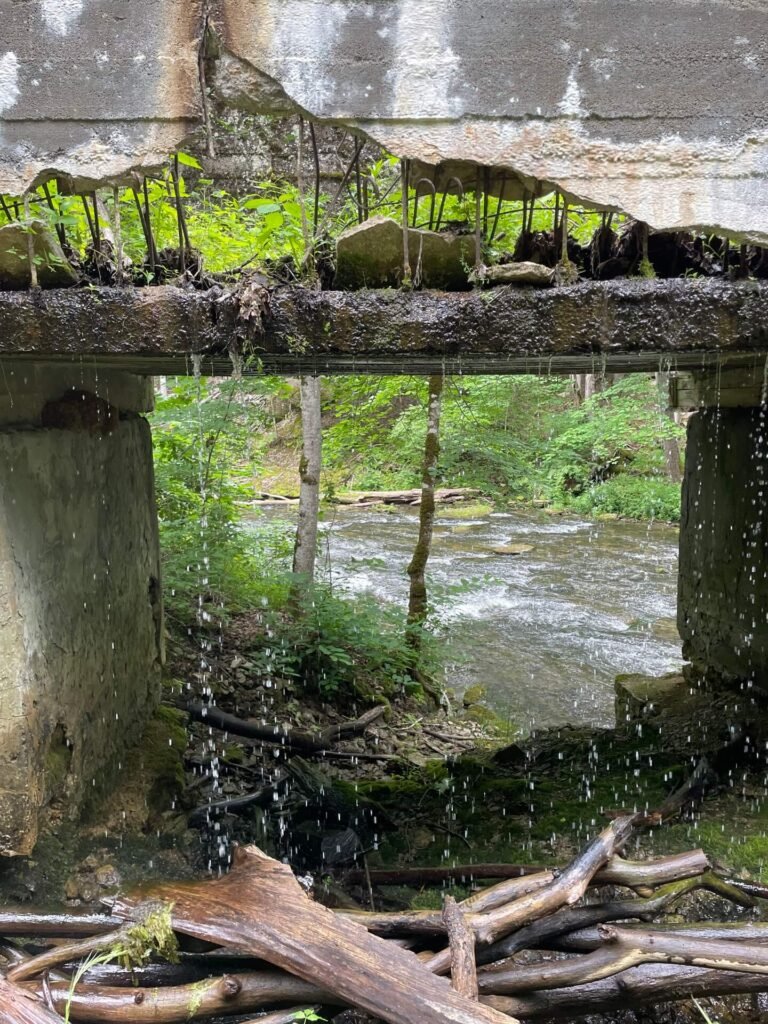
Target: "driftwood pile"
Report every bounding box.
[4,813,768,1024]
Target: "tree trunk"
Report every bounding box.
[656,372,683,483]
[407,374,444,636]
[292,375,323,583]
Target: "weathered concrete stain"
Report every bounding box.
[1,0,767,239]
[209,0,768,241]
[0,0,202,193]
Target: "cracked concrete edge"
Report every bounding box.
[1,1,768,237]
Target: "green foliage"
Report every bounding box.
[150,376,292,624]
[250,584,433,701]
[319,373,682,521]
[568,475,681,521]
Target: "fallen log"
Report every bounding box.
[0,979,63,1024]
[344,849,709,889]
[184,703,385,753]
[443,895,478,1000]
[482,963,768,1019]
[111,845,520,1024]
[24,972,330,1023]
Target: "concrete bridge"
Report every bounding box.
[0,0,767,855]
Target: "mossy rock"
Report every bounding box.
[439,502,494,519]
[462,684,487,707]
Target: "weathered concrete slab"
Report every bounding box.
[679,407,768,688]
[1,280,768,376]
[1,1,767,241]
[209,0,768,241]
[0,369,163,854]
[0,0,201,193]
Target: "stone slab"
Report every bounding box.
[0,221,77,289]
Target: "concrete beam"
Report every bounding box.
[1,280,768,376]
[671,365,768,410]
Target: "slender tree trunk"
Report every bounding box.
[292,376,323,583]
[407,374,444,639]
[656,372,683,483]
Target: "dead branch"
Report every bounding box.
[8,924,132,983]
[476,874,708,966]
[0,907,121,939]
[111,845,518,1024]
[184,703,385,753]
[345,848,709,890]
[474,815,639,945]
[480,923,768,995]
[482,963,768,1019]
[0,980,63,1024]
[557,920,768,953]
[443,895,478,1000]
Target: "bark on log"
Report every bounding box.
[111,845,519,1024]
[0,979,63,1024]
[443,895,478,1000]
[474,815,639,945]
[24,972,330,1023]
[482,963,768,1019]
[184,703,385,752]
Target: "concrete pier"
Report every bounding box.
[0,365,163,855]
[678,403,768,690]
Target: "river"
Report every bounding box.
[266,505,682,733]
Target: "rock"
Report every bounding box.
[614,672,687,725]
[0,220,77,289]
[95,863,121,888]
[490,543,535,555]
[462,684,487,707]
[334,216,470,291]
[470,261,554,287]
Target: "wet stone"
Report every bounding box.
[334,215,470,291]
[470,261,555,287]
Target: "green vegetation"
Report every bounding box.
[319,372,683,520]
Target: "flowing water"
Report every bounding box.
[274,505,682,733]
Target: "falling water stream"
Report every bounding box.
[258,505,682,733]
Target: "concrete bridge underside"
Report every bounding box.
[0,278,766,855]
[1,0,768,856]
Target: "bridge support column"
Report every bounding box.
[0,364,163,856]
[676,368,768,690]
